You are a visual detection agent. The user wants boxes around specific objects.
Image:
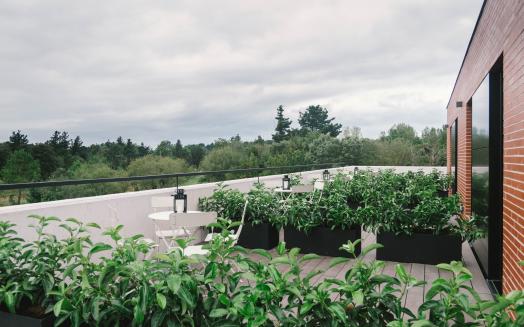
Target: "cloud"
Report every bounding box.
[0,0,482,145]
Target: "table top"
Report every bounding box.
[148,210,209,221]
[274,185,314,193]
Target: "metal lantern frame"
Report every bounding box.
[173,188,188,213]
[282,175,291,190]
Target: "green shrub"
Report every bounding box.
[0,217,522,326]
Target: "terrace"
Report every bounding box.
[0,165,500,326]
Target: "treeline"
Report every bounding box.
[0,105,446,205]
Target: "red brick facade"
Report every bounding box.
[447,0,524,293]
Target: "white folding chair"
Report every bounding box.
[186,200,248,256]
[164,211,217,255]
[149,196,186,250]
[109,203,158,258]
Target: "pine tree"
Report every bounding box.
[174,139,185,159]
[298,105,342,137]
[8,130,29,151]
[272,105,292,142]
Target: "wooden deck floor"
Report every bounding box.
[252,230,493,311]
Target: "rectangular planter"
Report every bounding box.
[376,231,462,265]
[238,222,279,250]
[284,226,361,257]
[0,310,55,327]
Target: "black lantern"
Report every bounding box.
[172,188,187,213]
[322,169,330,181]
[282,175,291,190]
[353,167,359,174]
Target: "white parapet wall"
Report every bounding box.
[0,166,445,244]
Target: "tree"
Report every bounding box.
[127,155,190,189]
[47,131,73,168]
[173,140,186,159]
[272,105,292,142]
[0,143,10,170]
[184,144,207,167]
[30,143,60,179]
[8,130,29,151]
[48,131,70,153]
[381,123,418,144]
[420,127,446,166]
[35,162,127,202]
[70,136,86,158]
[298,105,342,137]
[1,150,41,204]
[155,140,174,157]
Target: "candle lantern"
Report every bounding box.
[322,169,330,181]
[282,175,291,190]
[172,188,187,213]
[354,167,359,174]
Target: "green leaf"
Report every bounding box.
[156,293,167,309]
[411,320,437,327]
[300,253,321,263]
[209,308,229,318]
[53,299,63,317]
[329,257,349,268]
[167,275,181,293]
[361,243,383,256]
[300,302,314,315]
[277,242,286,255]
[250,248,272,260]
[352,290,364,306]
[89,243,112,256]
[328,303,347,322]
[87,222,102,229]
[5,291,15,313]
[270,256,290,265]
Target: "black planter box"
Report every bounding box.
[437,189,449,198]
[0,310,54,327]
[376,231,462,265]
[284,226,361,257]
[238,222,279,250]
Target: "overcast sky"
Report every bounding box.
[0,0,482,146]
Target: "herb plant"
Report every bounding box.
[0,217,523,326]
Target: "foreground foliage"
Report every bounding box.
[0,217,522,326]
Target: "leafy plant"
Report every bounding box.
[199,183,246,222]
[0,216,523,326]
[246,183,280,226]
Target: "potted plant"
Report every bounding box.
[364,172,463,264]
[199,183,279,249]
[237,183,279,249]
[283,173,361,257]
[0,216,87,327]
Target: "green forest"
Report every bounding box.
[0,105,446,205]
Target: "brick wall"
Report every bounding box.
[447,0,524,293]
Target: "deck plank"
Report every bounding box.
[462,242,493,300]
[404,263,425,316]
[242,236,493,313]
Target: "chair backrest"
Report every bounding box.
[292,184,314,193]
[170,212,217,228]
[151,196,172,211]
[233,200,249,242]
[313,180,324,190]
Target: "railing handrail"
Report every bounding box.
[0,162,350,191]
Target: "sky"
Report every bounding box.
[0,0,482,146]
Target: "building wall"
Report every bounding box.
[447,0,524,293]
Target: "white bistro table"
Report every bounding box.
[148,210,207,221]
